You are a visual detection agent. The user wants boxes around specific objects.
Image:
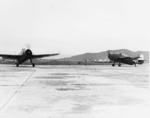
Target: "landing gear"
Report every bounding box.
[32,63,35,67]
[112,63,115,66]
[16,64,19,67]
[118,63,121,67]
[134,64,136,67]
[112,62,115,67]
[112,62,121,67]
[30,58,35,67]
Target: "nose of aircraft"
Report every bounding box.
[26,49,32,56]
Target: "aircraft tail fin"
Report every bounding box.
[138,54,144,60]
[137,54,145,64]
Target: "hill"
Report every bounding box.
[59,49,149,63]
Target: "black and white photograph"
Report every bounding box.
[0,0,149,118]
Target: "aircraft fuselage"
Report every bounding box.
[108,54,136,65]
[17,49,32,64]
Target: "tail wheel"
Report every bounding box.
[118,63,121,67]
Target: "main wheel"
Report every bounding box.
[16,64,19,67]
[112,64,115,67]
[32,63,35,67]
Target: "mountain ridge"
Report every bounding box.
[59,49,149,62]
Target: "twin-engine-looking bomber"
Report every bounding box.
[0,48,59,67]
[107,51,145,67]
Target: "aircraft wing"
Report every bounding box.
[118,56,140,60]
[31,53,59,59]
[118,57,132,61]
[0,54,21,59]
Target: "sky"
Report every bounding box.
[0,0,149,56]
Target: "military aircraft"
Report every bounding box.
[0,48,59,67]
[108,51,144,67]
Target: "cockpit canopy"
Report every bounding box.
[19,48,26,55]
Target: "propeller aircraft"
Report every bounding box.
[0,48,59,67]
[108,51,144,67]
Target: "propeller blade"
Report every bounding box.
[25,43,31,49]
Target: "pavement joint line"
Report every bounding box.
[0,70,36,112]
[0,85,21,86]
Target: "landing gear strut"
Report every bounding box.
[134,64,136,67]
[30,58,35,67]
[112,62,115,67]
[16,64,19,67]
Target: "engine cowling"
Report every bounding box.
[25,49,32,56]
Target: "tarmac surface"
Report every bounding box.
[0,64,149,118]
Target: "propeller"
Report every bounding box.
[25,43,31,49]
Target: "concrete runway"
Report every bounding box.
[0,64,149,118]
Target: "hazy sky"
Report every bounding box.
[0,0,149,55]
